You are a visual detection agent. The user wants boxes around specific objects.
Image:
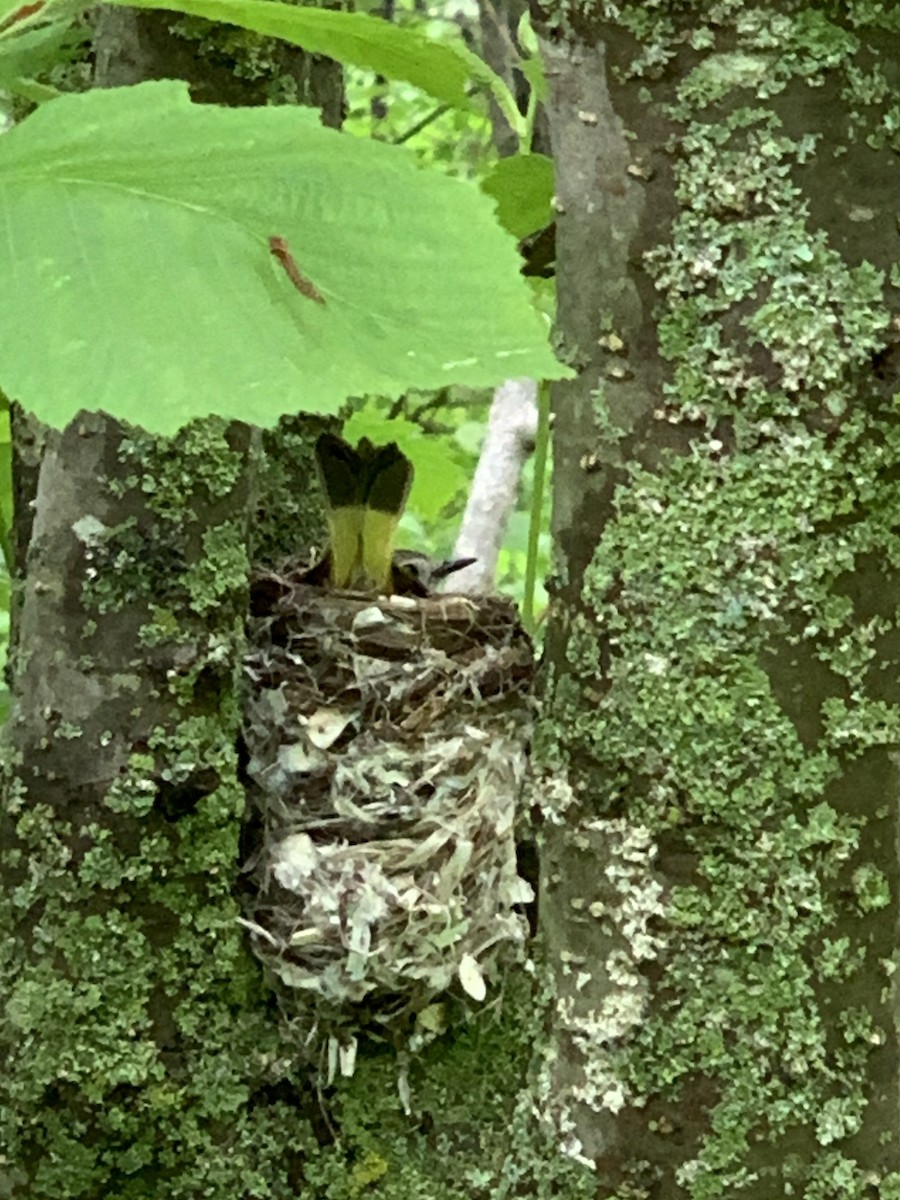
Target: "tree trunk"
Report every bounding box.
[93,1,345,126]
[452,377,538,594]
[0,413,319,1197]
[535,5,900,1196]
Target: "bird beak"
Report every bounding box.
[431,556,477,581]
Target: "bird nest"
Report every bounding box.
[240,570,535,1033]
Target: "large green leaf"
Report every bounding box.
[0,0,85,100]
[106,0,518,124]
[0,82,568,435]
[0,18,70,79]
[481,153,554,240]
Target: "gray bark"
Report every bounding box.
[93,2,345,126]
[0,413,275,1197]
[535,6,900,1196]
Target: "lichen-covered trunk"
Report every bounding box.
[0,412,322,1197]
[535,5,900,1197]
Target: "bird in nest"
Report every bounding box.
[302,432,475,598]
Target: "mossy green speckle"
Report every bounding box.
[540,1,900,1195]
[297,973,596,1200]
[0,417,313,1197]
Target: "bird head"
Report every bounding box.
[391,549,477,596]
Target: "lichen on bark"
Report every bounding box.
[535,3,900,1196]
[0,412,322,1199]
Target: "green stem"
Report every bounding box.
[522,378,550,634]
[0,501,13,578]
[465,57,526,146]
[4,74,60,102]
[393,101,451,146]
[522,82,539,151]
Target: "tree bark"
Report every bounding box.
[93,2,345,126]
[535,5,900,1196]
[0,413,314,1197]
[452,377,538,594]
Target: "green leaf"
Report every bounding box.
[0,82,569,435]
[107,0,510,117]
[0,2,83,91]
[515,11,538,59]
[481,153,554,240]
[514,13,546,104]
[1,75,61,102]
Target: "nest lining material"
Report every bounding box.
[241,573,535,1019]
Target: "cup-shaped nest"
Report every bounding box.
[241,574,535,1029]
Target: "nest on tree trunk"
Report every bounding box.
[240,569,535,1039]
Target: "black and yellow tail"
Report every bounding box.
[314,433,413,592]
